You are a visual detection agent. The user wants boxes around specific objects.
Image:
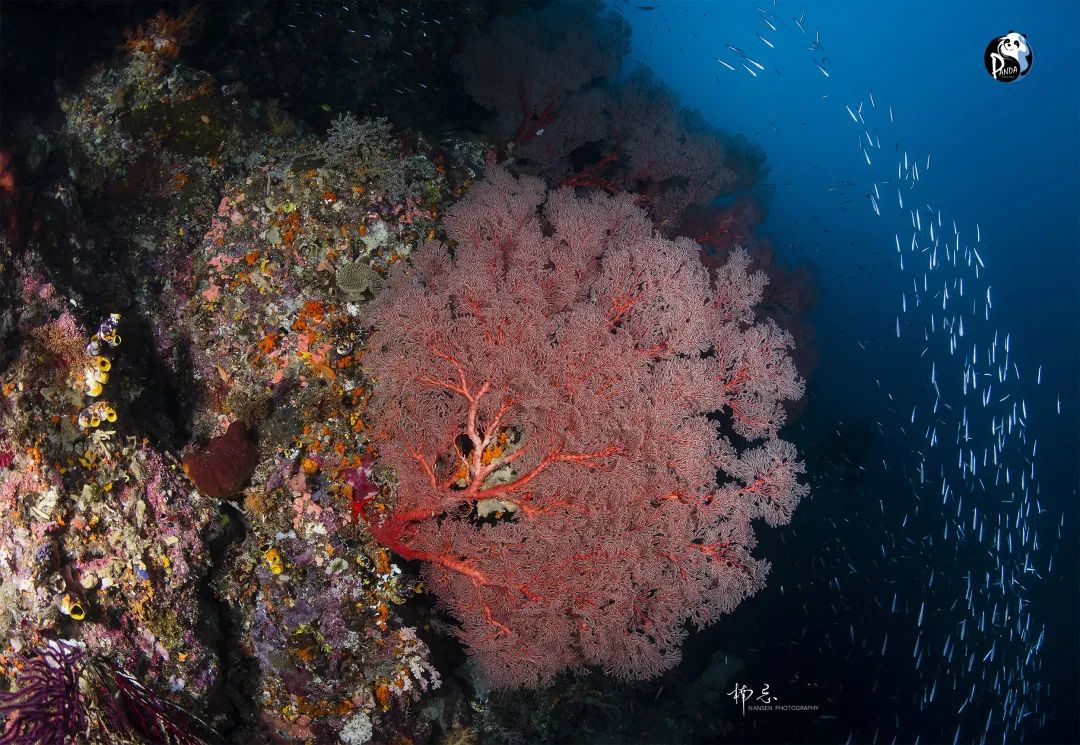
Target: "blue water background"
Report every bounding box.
[614,1,1079,741]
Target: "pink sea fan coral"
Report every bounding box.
[361,166,807,688]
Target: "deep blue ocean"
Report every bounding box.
[616,1,1079,742]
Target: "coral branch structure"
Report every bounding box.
[362,167,807,688]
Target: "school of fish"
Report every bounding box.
[630,2,1062,742]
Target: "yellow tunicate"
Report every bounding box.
[78,401,116,429]
[93,356,111,372]
[264,548,284,575]
[60,593,86,621]
[86,380,103,397]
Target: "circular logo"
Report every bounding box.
[984,32,1033,82]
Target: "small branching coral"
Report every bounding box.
[317,114,397,172]
[121,8,199,65]
[0,640,212,745]
[315,113,435,200]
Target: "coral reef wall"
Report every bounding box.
[0,3,814,742]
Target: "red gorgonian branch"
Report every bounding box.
[362,166,807,688]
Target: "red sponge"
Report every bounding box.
[182,420,258,499]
